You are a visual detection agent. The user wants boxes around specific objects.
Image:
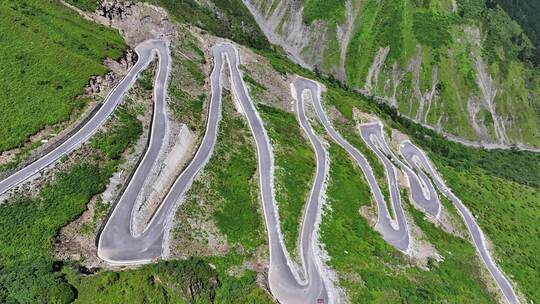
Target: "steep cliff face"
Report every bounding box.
[243,0,540,148]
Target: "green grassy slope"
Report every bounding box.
[211,93,265,251]
[329,85,540,301]
[436,165,540,300]
[344,0,539,146]
[258,48,539,301]
[259,104,315,259]
[0,0,125,152]
[303,0,345,25]
[67,258,220,303]
[321,143,497,303]
[170,92,273,302]
[149,0,270,51]
[254,0,540,146]
[0,107,142,303]
[64,0,99,11]
[491,0,540,54]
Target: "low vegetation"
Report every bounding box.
[258,103,315,259]
[168,40,208,134]
[258,44,539,301]
[168,92,273,302]
[67,258,220,303]
[0,0,125,152]
[436,165,540,301]
[321,144,497,303]
[0,107,142,303]
[149,0,270,50]
[211,93,265,251]
[302,0,345,25]
[64,0,99,11]
[492,0,540,63]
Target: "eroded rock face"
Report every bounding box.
[86,49,137,96]
[98,0,134,22]
[243,0,540,149]
[68,0,176,45]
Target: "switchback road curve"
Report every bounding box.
[400,141,519,304]
[0,38,331,302]
[224,46,329,304]
[101,42,332,303]
[0,37,519,303]
[294,77,410,252]
[295,76,518,304]
[0,40,168,197]
[359,122,440,219]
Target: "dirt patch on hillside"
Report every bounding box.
[192,29,294,112]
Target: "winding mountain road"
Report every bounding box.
[294,77,410,252]
[0,37,519,303]
[295,76,518,304]
[400,141,519,304]
[0,40,168,197]
[221,46,330,304]
[359,122,440,219]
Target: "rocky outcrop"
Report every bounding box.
[98,0,134,22]
[86,49,136,95]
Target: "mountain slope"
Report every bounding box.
[0,0,125,152]
[242,0,540,148]
[1,0,539,303]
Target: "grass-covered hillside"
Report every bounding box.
[244,0,540,148]
[0,0,125,152]
[2,0,538,302]
[260,49,540,302]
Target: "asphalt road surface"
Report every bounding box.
[296,76,518,304]
[358,122,410,252]
[220,48,329,303]
[359,122,441,218]
[0,37,519,303]
[0,40,167,197]
[101,43,329,304]
[295,77,410,252]
[98,41,227,263]
[400,141,519,304]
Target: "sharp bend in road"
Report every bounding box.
[0,36,518,303]
[400,141,519,304]
[0,40,168,197]
[294,77,410,252]
[100,41,332,303]
[358,122,411,250]
[220,46,329,303]
[98,41,230,263]
[359,122,441,219]
[297,76,518,303]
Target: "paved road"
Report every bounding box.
[400,141,519,304]
[218,48,329,303]
[358,122,410,251]
[0,40,167,197]
[98,41,230,263]
[0,38,330,302]
[0,36,519,303]
[297,76,518,304]
[359,122,440,218]
[295,77,410,252]
[101,43,329,304]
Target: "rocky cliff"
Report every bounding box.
[243,0,540,149]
